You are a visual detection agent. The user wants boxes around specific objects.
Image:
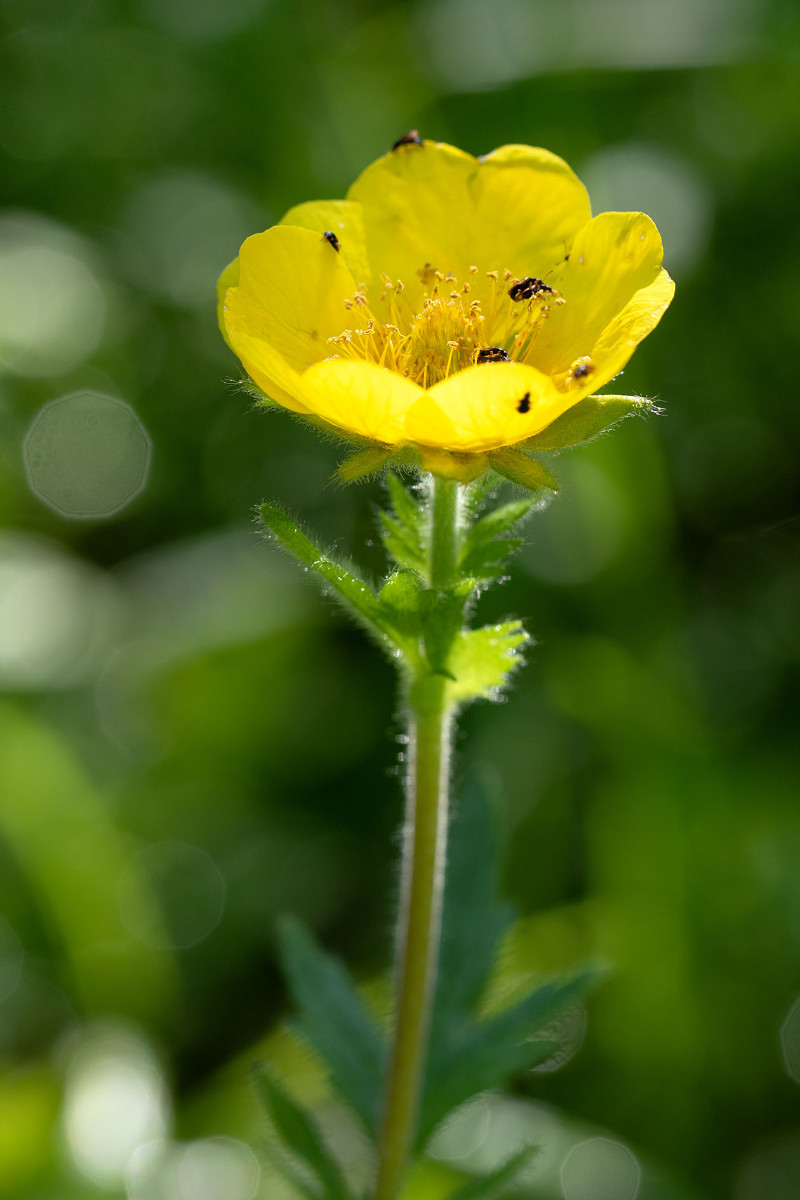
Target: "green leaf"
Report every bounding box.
[458,497,536,579]
[448,1147,538,1200]
[277,917,386,1138]
[259,503,405,651]
[523,394,658,452]
[443,621,529,706]
[486,449,558,493]
[379,474,427,574]
[252,1063,352,1200]
[265,1149,322,1200]
[336,445,394,483]
[427,777,513,1069]
[418,970,595,1147]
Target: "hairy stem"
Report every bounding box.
[374,477,460,1200]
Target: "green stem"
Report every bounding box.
[427,475,460,590]
[374,476,460,1200]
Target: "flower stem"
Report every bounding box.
[374,477,460,1200]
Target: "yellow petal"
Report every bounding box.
[582,266,675,392]
[529,211,671,377]
[347,140,479,307]
[221,323,311,414]
[226,225,357,375]
[280,199,371,293]
[473,145,591,277]
[413,362,572,452]
[216,256,239,346]
[301,359,423,444]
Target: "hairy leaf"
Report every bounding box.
[253,1064,352,1200]
[418,971,596,1146]
[427,778,513,1072]
[259,503,410,653]
[444,622,529,706]
[379,474,427,574]
[277,917,386,1137]
[523,394,658,452]
[449,1147,538,1200]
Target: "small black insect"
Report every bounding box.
[392,130,423,150]
[573,362,594,379]
[517,392,531,414]
[321,230,340,251]
[508,277,553,302]
[476,346,511,364]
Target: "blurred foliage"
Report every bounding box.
[1,0,799,1197]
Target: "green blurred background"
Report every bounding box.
[1,0,799,1197]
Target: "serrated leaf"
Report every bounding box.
[486,449,558,493]
[443,621,529,706]
[523,394,658,452]
[380,512,428,574]
[259,504,407,652]
[418,971,595,1146]
[379,475,428,573]
[337,445,394,482]
[253,1064,352,1200]
[266,1149,322,1200]
[458,498,534,578]
[426,778,513,1073]
[377,572,426,646]
[277,917,387,1138]
[449,1147,538,1200]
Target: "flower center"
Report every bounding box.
[326,266,564,388]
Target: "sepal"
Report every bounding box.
[523,393,659,452]
[486,448,558,492]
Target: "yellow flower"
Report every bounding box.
[218,140,673,460]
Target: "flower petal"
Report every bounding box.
[221,323,312,414]
[225,225,358,375]
[301,359,423,444]
[347,142,592,315]
[414,362,572,452]
[347,140,479,306]
[473,145,591,277]
[216,256,239,346]
[280,199,371,293]
[527,211,672,378]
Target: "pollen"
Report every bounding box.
[324,264,561,388]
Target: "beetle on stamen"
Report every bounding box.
[476,347,511,364]
[508,277,554,302]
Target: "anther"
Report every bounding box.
[517,392,531,414]
[476,347,511,364]
[392,130,423,150]
[321,230,340,251]
[508,277,554,302]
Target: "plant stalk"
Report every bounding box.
[374,476,460,1200]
